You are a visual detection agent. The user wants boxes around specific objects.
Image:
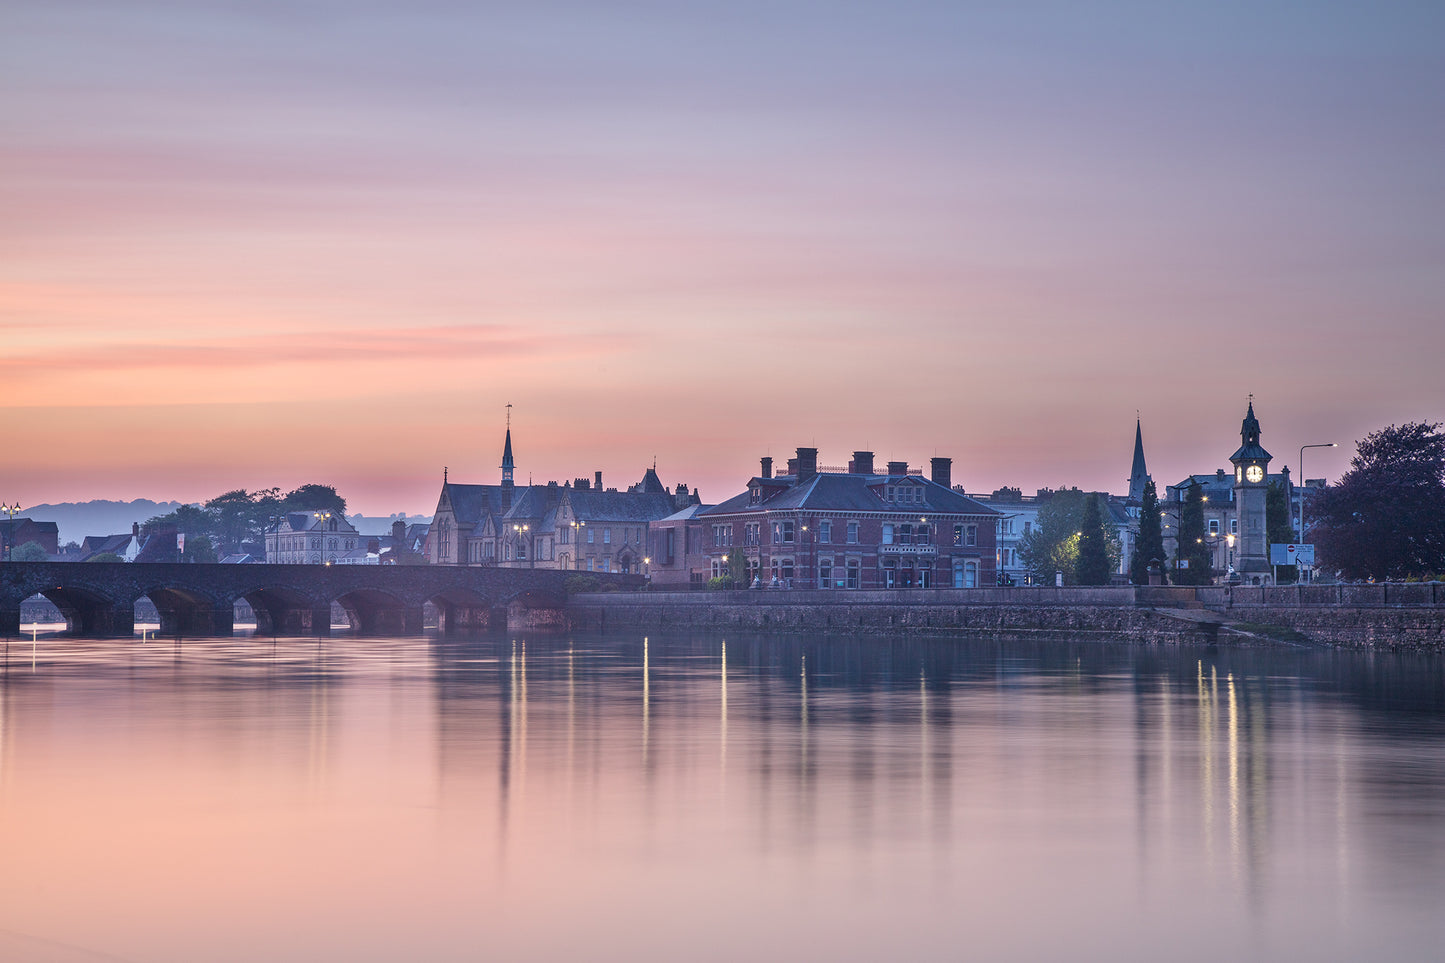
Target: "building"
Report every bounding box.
[649,447,999,589]
[1161,400,1305,584]
[429,423,699,570]
[2,517,60,558]
[264,512,361,564]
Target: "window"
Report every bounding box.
[1024,521,1032,535]
[773,521,795,543]
[1230,519,1238,534]
[847,521,859,543]
[560,526,570,545]
[780,559,794,581]
[1208,519,1220,535]
[819,520,831,544]
[745,522,760,545]
[604,528,611,545]
[883,557,897,588]
[898,523,913,545]
[588,528,595,544]
[883,524,894,545]
[846,558,860,589]
[516,539,527,560]
[918,560,932,589]
[953,524,964,546]
[966,525,977,547]
[819,557,833,588]
[917,524,930,545]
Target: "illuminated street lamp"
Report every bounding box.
[313,511,331,564]
[2,502,20,561]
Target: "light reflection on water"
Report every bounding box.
[0,632,1442,962]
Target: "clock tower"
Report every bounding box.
[1229,398,1272,583]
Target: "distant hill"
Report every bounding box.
[348,514,433,536]
[19,501,431,545]
[22,500,189,545]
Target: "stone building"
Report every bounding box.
[428,424,698,571]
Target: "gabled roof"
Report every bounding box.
[657,504,713,523]
[441,483,508,525]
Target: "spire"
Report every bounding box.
[501,404,515,487]
[1240,395,1261,447]
[1128,417,1150,503]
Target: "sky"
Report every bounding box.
[4,0,1443,516]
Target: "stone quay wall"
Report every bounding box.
[568,584,1445,649]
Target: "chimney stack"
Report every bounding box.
[795,447,818,480]
[931,457,952,489]
[595,470,603,490]
[392,519,406,541]
[849,450,874,474]
[760,456,773,479]
[887,460,909,476]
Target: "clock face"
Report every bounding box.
[1245,464,1264,483]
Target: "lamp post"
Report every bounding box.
[2,502,20,561]
[1297,443,1337,543]
[313,511,331,564]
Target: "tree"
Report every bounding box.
[1311,422,1445,581]
[282,484,347,516]
[1075,495,1112,585]
[183,534,218,564]
[86,552,123,563]
[144,503,214,539]
[1019,488,1120,586]
[1266,480,1298,584]
[725,547,749,589]
[206,490,259,554]
[1173,481,1213,585]
[11,541,49,562]
[1131,480,1167,585]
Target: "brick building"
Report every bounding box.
[649,447,999,589]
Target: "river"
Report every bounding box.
[1,630,1441,961]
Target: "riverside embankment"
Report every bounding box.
[568,583,1445,649]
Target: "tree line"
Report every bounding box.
[141,484,349,560]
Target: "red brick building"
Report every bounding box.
[649,447,998,589]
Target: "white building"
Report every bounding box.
[264,511,360,564]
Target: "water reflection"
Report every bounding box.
[0,633,1442,962]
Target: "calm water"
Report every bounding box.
[1,631,1442,962]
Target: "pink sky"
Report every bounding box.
[5,1,1442,515]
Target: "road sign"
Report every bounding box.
[1270,544,1316,566]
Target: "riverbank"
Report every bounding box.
[567,584,1445,649]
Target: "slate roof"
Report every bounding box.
[441,483,510,526]
[566,489,679,522]
[703,473,998,517]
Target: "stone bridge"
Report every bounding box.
[0,562,642,638]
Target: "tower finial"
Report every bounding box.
[444,466,448,483]
[506,402,512,429]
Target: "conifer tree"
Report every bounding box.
[1174,481,1213,585]
[1075,494,1113,585]
[1130,480,1167,585]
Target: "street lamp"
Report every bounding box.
[1298,443,1337,543]
[2,502,20,561]
[313,511,331,564]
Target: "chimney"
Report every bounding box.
[931,457,952,489]
[392,519,406,541]
[887,460,909,476]
[796,447,818,480]
[595,470,603,490]
[850,451,874,475]
[760,456,773,479]
[575,477,590,490]
[133,522,140,537]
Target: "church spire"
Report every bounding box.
[500,404,515,487]
[1128,416,1150,503]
